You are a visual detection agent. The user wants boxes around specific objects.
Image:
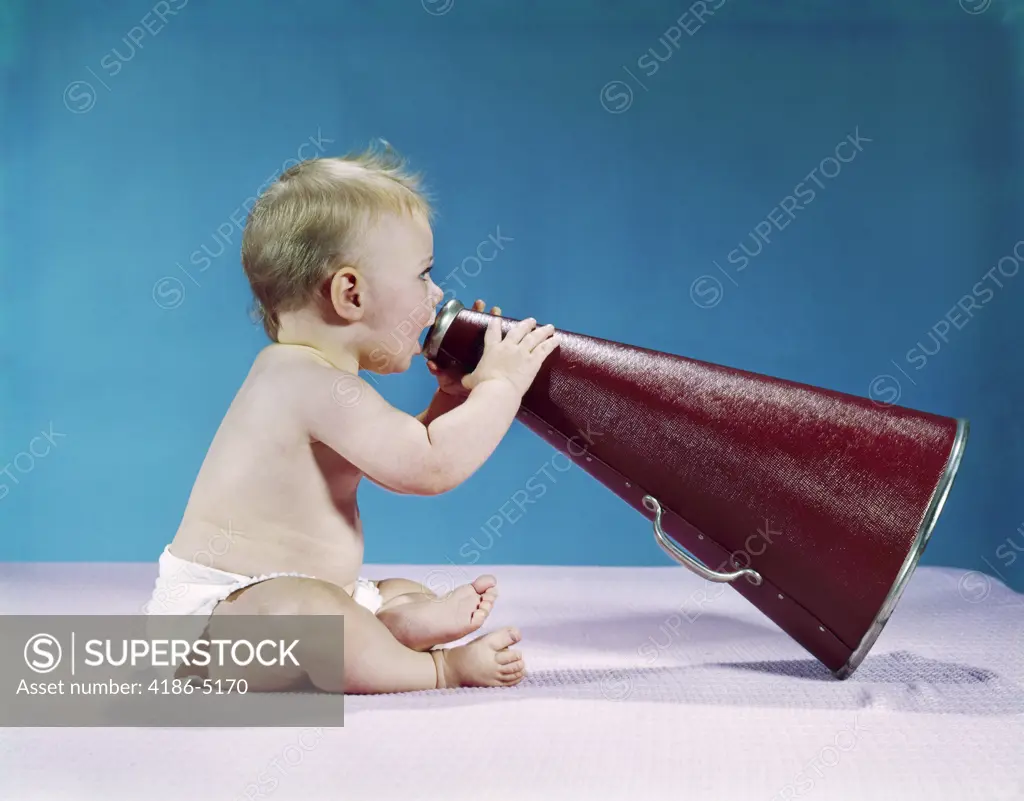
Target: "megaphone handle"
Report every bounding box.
[642,495,763,586]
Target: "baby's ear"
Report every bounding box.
[328,268,364,321]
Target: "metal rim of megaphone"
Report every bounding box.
[422,298,465,361]
[833,417,970,679]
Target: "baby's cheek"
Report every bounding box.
[410,297,434,327]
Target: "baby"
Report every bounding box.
[145,145,560,693]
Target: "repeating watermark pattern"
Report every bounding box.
[233,727,328,800]
[581,520,782,700]
[768,714,870,800]
[434,227,515,307]
[956,521,1024,603]
[421,0,454,15]
[599,0,729,113]
[364,225,514,381]
[142,521,244,614]
[637,519,780,666]
[598,668,634,701]
[321,226,514,425]
[959,0,1024,22]
[331,374,364,408]
[1018,611,1024,660]
[994,522,1024,571]
[957,570,993,603]
[62,0,189,114]
[960,0,993,14]
[151,129,335,311]
[690,127,872,309]
[867,240,1022,406]
[0,424,66,501]
[422,421,604,598]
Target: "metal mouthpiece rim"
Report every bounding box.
[422,298,465,361]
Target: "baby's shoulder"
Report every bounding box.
[244,346,387,442]
[248,344,360,407]
[250,344,329,386]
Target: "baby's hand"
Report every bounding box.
[426,299,501,398]
[463,315,560,397]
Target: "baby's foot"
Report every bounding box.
[380,576,498,651]
[433,627,526,688]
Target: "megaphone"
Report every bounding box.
[422,299,968,679]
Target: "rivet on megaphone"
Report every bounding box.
[778,594,784,600]
[698,534,704,540]
[625,482,631,488]
[819,626,826,632]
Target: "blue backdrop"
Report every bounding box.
[2,0,1022,590]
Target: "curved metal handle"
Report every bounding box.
[643,495,762,586]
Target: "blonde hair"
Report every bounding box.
[241,141,434,340]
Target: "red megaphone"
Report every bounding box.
[422,299,968,679]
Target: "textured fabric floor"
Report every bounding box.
[1,562,1022,801]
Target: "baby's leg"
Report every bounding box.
[204,576,524,693]
[376,575,499,652]
[376,577,438,609]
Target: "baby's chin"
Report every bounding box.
[370,349,421,375]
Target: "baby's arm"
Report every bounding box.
[304,371,520,495]
[296,317,559,495]
[414,388,462,427]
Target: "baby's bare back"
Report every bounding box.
[169,316,559,595]
[169,346,366,592]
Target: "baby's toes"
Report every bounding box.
[496,649,522,666]
[470,605,491,626]
[500,667,526,685]
[483,627,520,652]
[480,587,498,604]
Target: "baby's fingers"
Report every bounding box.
[483,314,502,346]
[504,317,537,345]
[533,334,561,359]
[522,323,556,351]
